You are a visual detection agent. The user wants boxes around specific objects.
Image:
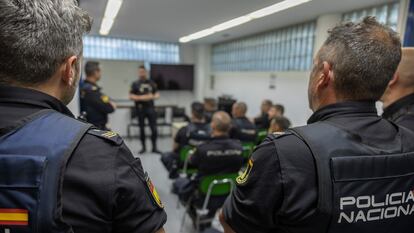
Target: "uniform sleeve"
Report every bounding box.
[151,81,159,93]
[189,147,202,167]
[87,91,114,114]
[113,143,167,233]
[130,82,137,94]
[222,139,283,233]
[174,127,187,144]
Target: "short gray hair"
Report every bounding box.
[0,0,92,85]
[318,16,401,101]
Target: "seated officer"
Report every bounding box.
[381,47,414,131]
[204,98,218,123]
[221,17,414,233]
[268,116,291,134]
[254,99,272,129]
[161,101,211,177]
[80,61,116,130]
[230,102,257,142]
[0,1,166,232]
[174,111,243,227]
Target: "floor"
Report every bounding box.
[124,138,224,233]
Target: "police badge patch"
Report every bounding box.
[145,173,164,209]
[236,159,253,185]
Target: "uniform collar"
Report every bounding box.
[0,85,74,117]
[84,79,100,90]
[308,101,378,124]
[382,93,414,119]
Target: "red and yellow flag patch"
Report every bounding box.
[0,209,28,226]
[145,175,164,209]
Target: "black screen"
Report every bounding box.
[150,64,194,91]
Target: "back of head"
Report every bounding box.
[211,111,232,134]
[0,0,92,85]
[397,48,414,88]
[233,102,247,117]
[191,101,205,120]
[270,116,291,132]
[204,98,217,112]
[261,99,273,112]
[85,61,100,77]
[274,104,285,116]
[319,16,401,101]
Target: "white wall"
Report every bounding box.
[206,71,313,127]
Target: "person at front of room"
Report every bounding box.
[381,47,414,131]
[80,61,116,130]
[161,101,211,178]
[220,17,414,233]
[130,65,161,154]
[174,111,243,229]
[0,1,166,233]
[229,102,257,142]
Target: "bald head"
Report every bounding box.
[381,47,414,109]
[211,111,232,135]
[232,102,247,118]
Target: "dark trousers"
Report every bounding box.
[137,107,158,149]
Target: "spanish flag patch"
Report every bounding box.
[145,174,164,209]
[0,209,28,226]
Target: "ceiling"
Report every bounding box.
[80,0,395,44]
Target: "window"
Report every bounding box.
[211,21,316,72]
[83,36,180,63]
[342,1,400,31]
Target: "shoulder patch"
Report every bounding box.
[236,158,253,185]
[87,129,123,145]
[144,172,164,209]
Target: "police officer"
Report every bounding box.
[0,1,166,233]
[80,61,116,130]
[253,99,272,129]
[130,65,160,154]
[161,101,211,177]
[230,102,257,142]
[381,48,414,131]
[268,116,291,134]
[175,111,243,229]
[220,17,414,233]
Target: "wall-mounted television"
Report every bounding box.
[150,64,194,91]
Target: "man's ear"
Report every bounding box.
[62,55,78,86]
[387,72,399,89]
[315,61,333,89]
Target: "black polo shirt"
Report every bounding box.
[130,79,158,109]
[223,101,401,233]
[382,93,414,131]
[0,85,166,233]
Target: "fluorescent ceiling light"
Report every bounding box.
[99,18,114,35]
[99,0,123,35]
[179,0,312,43]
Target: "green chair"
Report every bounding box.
[180,173,238,232]
[178,145,198,176]
[241,142,255,159]
[256,129,268,144]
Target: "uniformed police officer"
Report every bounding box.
[130,66,161,154]
[220,17,414,233]
[161,101,211,178]
[230,102,257,142]
[80,61,116,130]
[381,47,414,131]
[0,1,166,232]
[253,99,272,129]
[175,111,243,229]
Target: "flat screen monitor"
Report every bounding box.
[150,64,194,91]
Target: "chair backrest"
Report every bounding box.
[199,173,238,196]
[179,145,195,162]
[241,142,255,159]
[256,129,268,144]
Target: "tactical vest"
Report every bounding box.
[276,121,414,233]
[0,109,92,233]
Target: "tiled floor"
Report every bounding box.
[124,138,223,233]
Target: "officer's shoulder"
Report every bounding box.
[86,128,124,146]
[81,82,98,91]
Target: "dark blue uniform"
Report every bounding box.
[223,101,414,233]
[0,86,166,233]
[130,79,158,150]
[80,80,114,130]
[382,93,414,131]
[230,117,257,142]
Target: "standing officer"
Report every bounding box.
[0,1,166,232]
[230,102,257,142]
[220,17,414,233]
[130,65,160,154]
[80,61,116,130]
[381,47,414,131]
